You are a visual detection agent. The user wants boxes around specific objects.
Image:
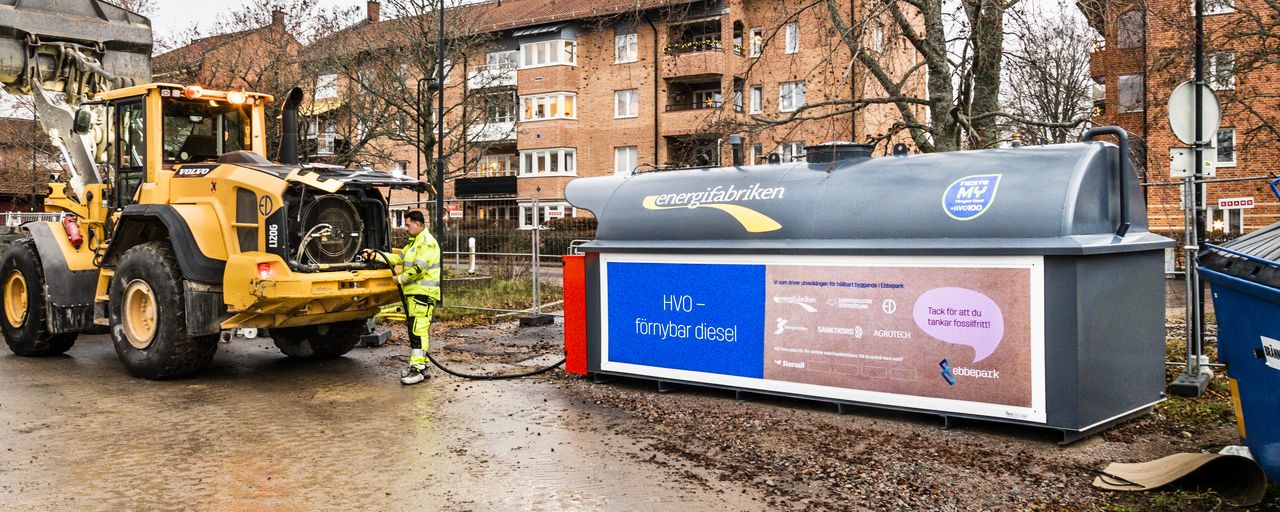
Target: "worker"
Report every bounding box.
[362,210,441,385]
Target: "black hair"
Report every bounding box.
[406,210,426,225]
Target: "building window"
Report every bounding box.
[1116,11,1143,49]
[1204,0,1234,14]
[733,79,744,112]
[1213,128,1236,167]
[780,141,806,162]
[615,89,639,118]
[732,21,744,55]
[440,59,453,84]
[750,85,763,113]
[520,93,576,121]
[315,73,338,100]
[615,30,639,63]
[1208,51,1235,90]
[518,202,576,229]
[614,146,638,175]
[519,148,577,176]
[779,81,806,112]
[1091,77,1106,115]
[872,24,885,53]
[476,153,517,177]
[750,143,763,164]
[487,50,518,69]
[784,22,799,54]
[748,28,763,57]
[486,92,517,123]
[1117,75,1143,112]
[519,40,577,68]
[391,209,407,228]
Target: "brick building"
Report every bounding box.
[0,117,56,212]
[305,0,924,228]
[1080,0,1280,238]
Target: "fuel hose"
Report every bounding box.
[373,252,566,380]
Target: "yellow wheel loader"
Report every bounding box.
[0,1,424,378]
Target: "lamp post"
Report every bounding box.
[434,0,447,244]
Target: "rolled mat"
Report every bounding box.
[1092,452,1267,506]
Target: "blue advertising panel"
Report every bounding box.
[600,254,1048,423]
[605,262,766,378]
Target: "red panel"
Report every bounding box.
[561,254,588,375]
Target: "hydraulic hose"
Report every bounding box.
[372,251,566,380]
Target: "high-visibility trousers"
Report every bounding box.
[407,295,435,366]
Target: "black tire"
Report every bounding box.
[271,320,364,359]
[0,239,77,356]
[109,242,218,379]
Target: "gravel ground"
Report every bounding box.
[415,314,1273,512]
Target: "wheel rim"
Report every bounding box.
[4,270,27,329]
[122,279,158,349]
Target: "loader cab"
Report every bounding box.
[95,83,271,209]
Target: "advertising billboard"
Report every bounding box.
[600,253,1046,423]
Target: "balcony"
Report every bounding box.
[661,49,726,80]
[455,175,517,197]
[467,121,516,144]
[468,63,517,90]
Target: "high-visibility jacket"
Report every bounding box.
[379,231,441,301]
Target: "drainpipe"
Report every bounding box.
[646,14,661,168]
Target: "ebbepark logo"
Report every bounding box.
[642,183,785,233]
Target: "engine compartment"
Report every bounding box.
[264,183,391,270]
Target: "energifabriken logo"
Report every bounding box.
[642,183,785,233]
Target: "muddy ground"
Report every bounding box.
[0,316,1271,511]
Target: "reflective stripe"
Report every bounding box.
[421,281,440,288]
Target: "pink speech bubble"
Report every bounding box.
[912,287,1005,363]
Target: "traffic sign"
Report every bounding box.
[1168,81,1221,145]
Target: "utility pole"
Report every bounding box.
[434,0,447,244]
[1170,0,1211,396]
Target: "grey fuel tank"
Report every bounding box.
[564,128,1174,442]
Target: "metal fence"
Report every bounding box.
[389,197,595,318]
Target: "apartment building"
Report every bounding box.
[1081,0,1280,237]
[306,0,923,229]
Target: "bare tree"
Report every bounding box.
[303,0,514,178]
[1001,1,1095,145]
[719,0,1097,152]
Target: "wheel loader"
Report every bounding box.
[0,1,425,378]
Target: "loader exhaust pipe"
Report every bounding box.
[277,87,304,165]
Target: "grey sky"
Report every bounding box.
[144,0,354,43]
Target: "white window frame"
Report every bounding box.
[784,22,799,54]
[487,50,518,70]
[748,28,763,57]
[1212,128,1237,167]
[779,141,806,162]
[519,147,577,177]
[391,209,407,228]
[315,73,338,100]
[779,81,805,112]
[750,143,762,165]
[615,32,639,64]
[519,40,578,69]
[1208,51,1235,90]
[749,85,763,113]
[518,202,576,229]
[872,24,884,53]
[476,153,517,177]
[614,146,638,175]
[615,89,639,118]
[519,93,577,122]
[1201,0,1235,15]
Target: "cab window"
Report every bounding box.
[112,99,146,208]
[162,98,252,165]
